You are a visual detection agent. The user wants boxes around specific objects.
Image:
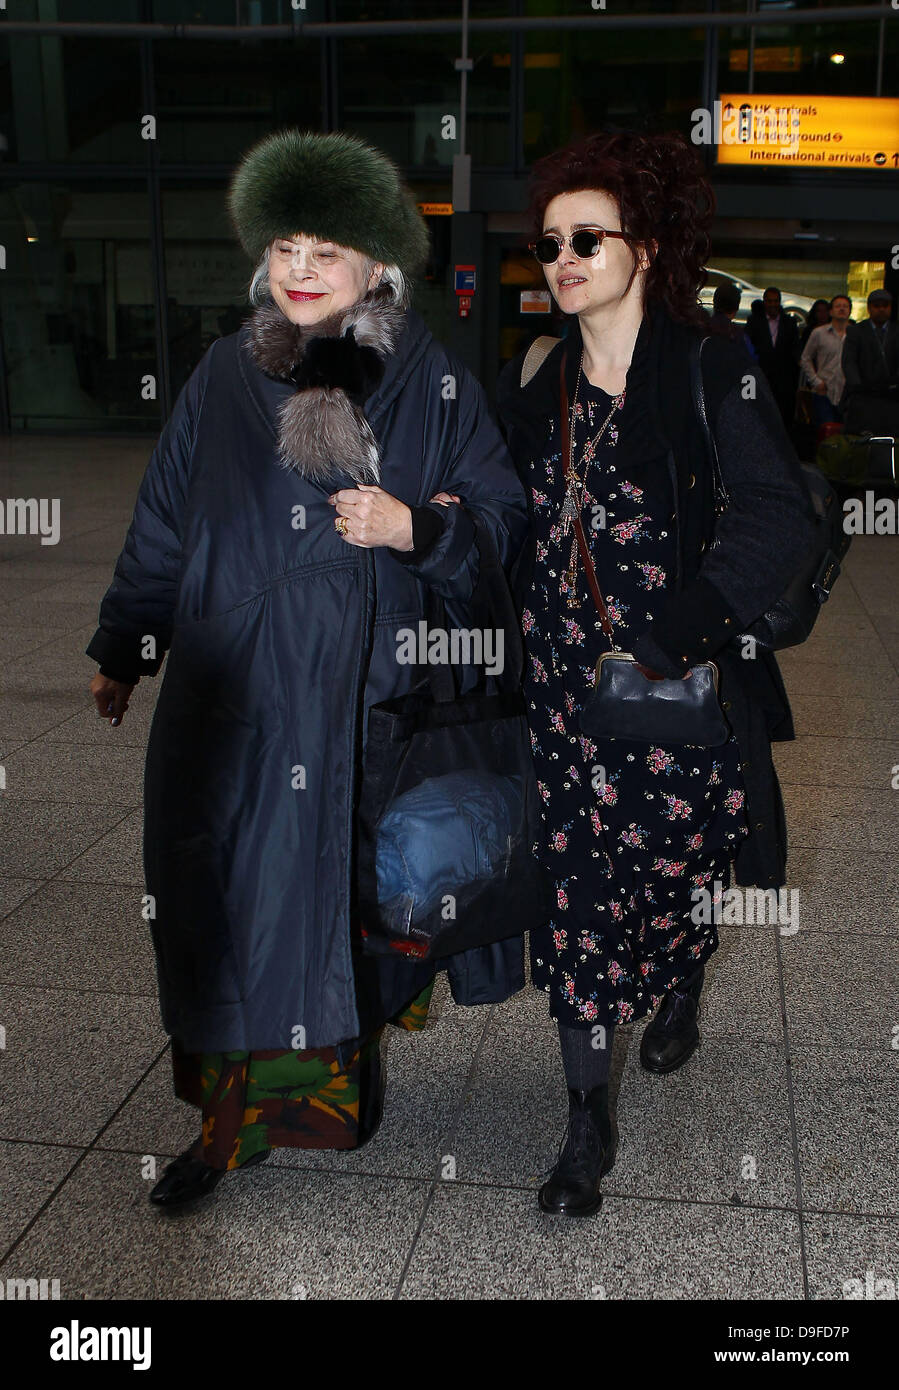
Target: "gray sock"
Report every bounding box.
[557,1021,615,1091]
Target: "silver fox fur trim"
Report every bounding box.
[245,289,406,485]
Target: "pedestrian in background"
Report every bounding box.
[746,287,800,428]
[706,282,756,359]
[799,298,831,355]
[841,288,899,436]
[800,293,852,428]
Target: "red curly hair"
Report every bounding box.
[529,129,715,326]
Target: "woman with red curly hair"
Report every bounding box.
[496,130,815,1218]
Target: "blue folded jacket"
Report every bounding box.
[375,771,523,923]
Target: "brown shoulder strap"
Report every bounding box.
[559,352,614,640]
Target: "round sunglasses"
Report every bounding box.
[529,227,635,265]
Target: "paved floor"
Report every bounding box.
[0,435,897,1300]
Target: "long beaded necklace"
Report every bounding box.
[559,353,626,607]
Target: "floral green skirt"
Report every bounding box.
[171,982,434,1170]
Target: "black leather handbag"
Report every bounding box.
[572,514,730,747]
[689,336,851,652]
[558,354,730,749]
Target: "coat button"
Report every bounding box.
[723,700,731,709]
[742,761,751,771]
[724,617,732,626]
[688,473,695,488]
[700,540,707,553]
[701,636,710,644]
[755,821,765,831]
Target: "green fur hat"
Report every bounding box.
[228,129,430,280]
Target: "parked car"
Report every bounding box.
[699,269,813,326]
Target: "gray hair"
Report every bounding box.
[248,244,410,310]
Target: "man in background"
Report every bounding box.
[841,288,899,436]
[746,286,800,427]
[706,282,756,358]
[800,293,852,427]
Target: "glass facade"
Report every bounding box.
[153,39,323,165]
[338,30,512,169]
[523,24,707,162]
[160,184,252,405]
[0,181,157,430]
[0,1,894,431]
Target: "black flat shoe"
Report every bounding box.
[640,965,704,1074]
[149,1145,269,1209]
[538,1085,617,1218]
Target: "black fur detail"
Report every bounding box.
[289,329,385,406]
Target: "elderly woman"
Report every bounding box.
[87,130,528,1208]
[496,130,815,1217]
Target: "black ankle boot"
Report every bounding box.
[149,1143,269,1209]
[639,965,705,1074]
[538,1085,616,1218]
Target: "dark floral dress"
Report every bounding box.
[522,378,749,1029]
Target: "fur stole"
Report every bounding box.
[245,289,406,485]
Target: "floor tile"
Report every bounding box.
[609,1037,797,1209]
[0,740,144,807]
[54,808,144,884]
[772,736,899,790]
[791,1048,899,1218]
[100,984,491,1182]
[781,932,899,1052]
[0,985,166,1144]
[782,786,899,853]
[38,688,159,747]
[0,877,42,920]
[785,847,899,935]
[448,976,788,1199]
[786,695,899,741]
[0,694,90,753]
[0,801,134,878]
[270,993,491,1179]
[0,1140,82,1258]
[804,1212,899,1300]
[778,659,899,704]
[0,1152,428,1300]
[0,600,100,629]
[0,625,69,660]
[0,880,158,994]
[399,1185,805,1300]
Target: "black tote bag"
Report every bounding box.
[356,511,553,962]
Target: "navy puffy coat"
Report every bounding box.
[87,309,530,1051]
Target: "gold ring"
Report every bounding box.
[334,516,349,537]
